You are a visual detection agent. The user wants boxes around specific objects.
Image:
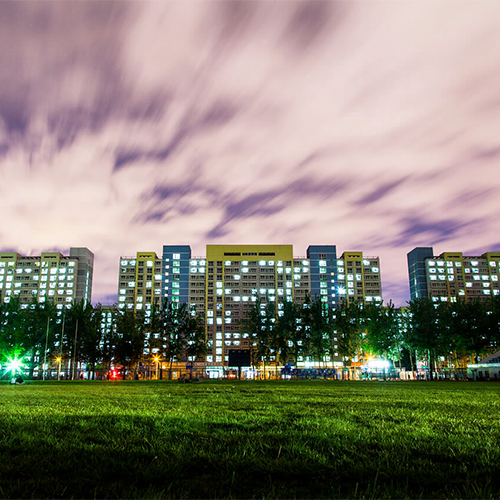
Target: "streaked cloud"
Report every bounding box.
[1,0,500,305]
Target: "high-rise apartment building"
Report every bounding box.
[0,248,94,307]
[162,245,191,306]
[117,244,383,369]
[117,252,163,312]
[307,245,337,309]
[336,251,383,305]
[407,247,500,302]
[204,244,297,365]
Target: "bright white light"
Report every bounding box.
[367,360,391,370]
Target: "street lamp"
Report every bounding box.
[56,357,62,380]
[153,355,160,380]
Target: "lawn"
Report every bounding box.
[0,380,499,499]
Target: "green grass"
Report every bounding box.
[0,380,499,499]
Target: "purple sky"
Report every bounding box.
[1,1,500,307]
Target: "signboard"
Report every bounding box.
[228,349,251,367]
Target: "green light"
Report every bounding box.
[6,357,23,374]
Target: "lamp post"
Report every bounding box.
[56,356,62,380]
[153,355,160,380]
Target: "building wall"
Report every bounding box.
[0,248,93,308]
[307,245,337,308]
[117,252,162,312]
[70,247,94,305]
[337,251,382,305]
[162,245,191,306]
[408,247,500,303]
[204,244,295,364]
[408,247,434,300]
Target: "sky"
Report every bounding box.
[1,0,500,307]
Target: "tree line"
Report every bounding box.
[240,295,500,379]
[0,298,205,380]
[2,294,499,381]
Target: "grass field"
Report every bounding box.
[0,380,499,499]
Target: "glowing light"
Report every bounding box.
[367,359,391,370]
[6,356,23,374]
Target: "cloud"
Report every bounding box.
[354,178,409,206]
[1,0,500,307]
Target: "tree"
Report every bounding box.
[114,309,145,379]
[22,300,57,379]
[239,296,276,379]
[301,295,332,366]
[334,299,363,376]
[274,300,303,367]
[449,299,490,364]
[184,312,207,378]
[239,296,265,373]
[407,298,448,380]
[160,301,206,380]
[70,301,101,380]
[484,294,500,354]
[364,301,403,370]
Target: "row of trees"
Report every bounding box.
[0,298,205,380]
[241,295,500,379]
[2,294,499,380]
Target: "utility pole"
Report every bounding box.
[72,319,79,380]
[43,317,50,381]
[59,313,65,380]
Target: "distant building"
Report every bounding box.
[117,252,163,312]
[116,244,383,370]
[0,247,94,308]
[407,247,500,302]
[336,251,383,306]
[467,350,500,381]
